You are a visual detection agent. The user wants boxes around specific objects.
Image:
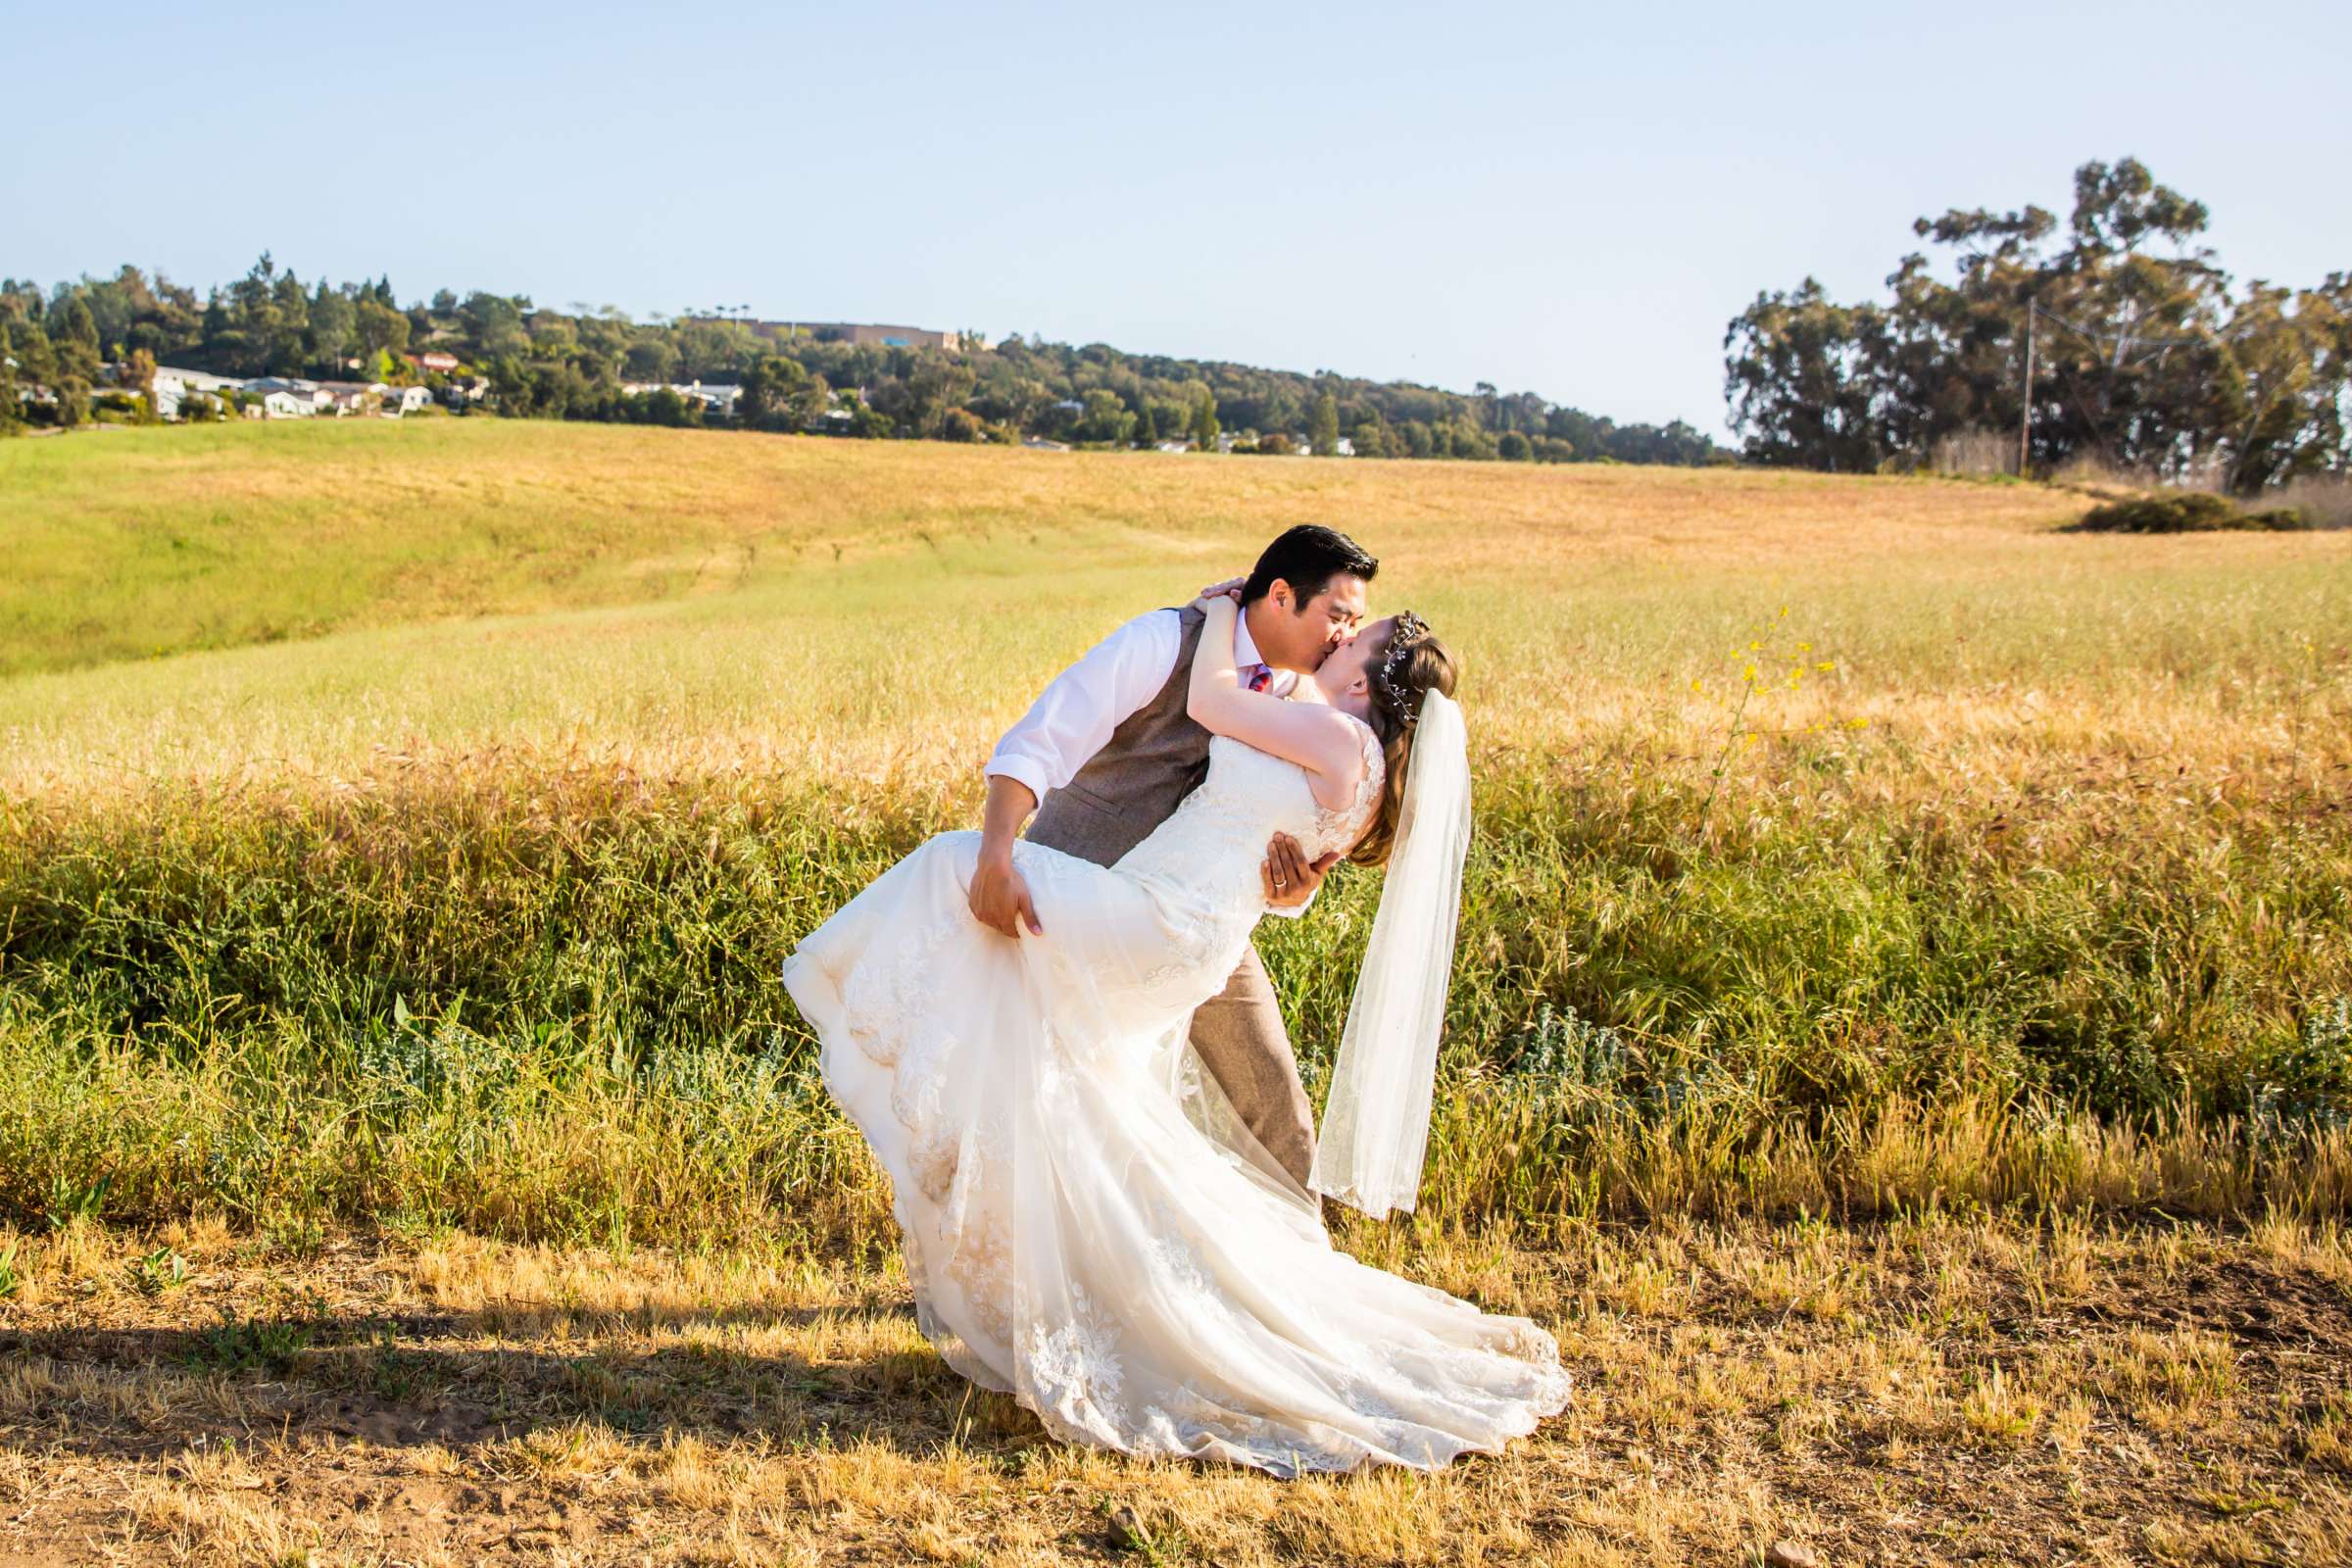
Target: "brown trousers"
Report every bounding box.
[1188,944,1317,1189]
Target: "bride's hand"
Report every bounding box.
[1190,588,1241,617]
[1196,575,1246,603]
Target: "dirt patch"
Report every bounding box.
[4,1217,2349,1564]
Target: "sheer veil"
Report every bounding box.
[1308,690,1470,1218]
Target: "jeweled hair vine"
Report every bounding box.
[1347,612,1457,869]
[1373,611,1432,727]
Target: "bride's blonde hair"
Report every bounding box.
[1349,612,1459,868]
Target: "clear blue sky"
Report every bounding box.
[9,1,2345,432]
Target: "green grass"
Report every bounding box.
[2,420,2349,1248]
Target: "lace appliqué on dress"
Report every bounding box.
[1136,906,1226,995]
[839,906,964,1068]
[1021,1282,1128,1446]
[1307,715,1386,860]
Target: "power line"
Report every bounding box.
[2027,297,2251,354]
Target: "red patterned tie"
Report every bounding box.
[1247,663,1272,694]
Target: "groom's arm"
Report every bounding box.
[972,775,1045,937]
[972,609,1183,938]
[983,609,1184,804]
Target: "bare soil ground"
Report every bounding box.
[4,1213,2349,1566]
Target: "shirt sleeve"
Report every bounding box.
[986,609,1182,800]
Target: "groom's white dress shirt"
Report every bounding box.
[988,608,1311,917]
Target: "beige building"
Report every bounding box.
[762,321,982,353]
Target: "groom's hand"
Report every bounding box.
[970,853,1044,939]
[973,775,1044,938]
[1262,834,1339,909]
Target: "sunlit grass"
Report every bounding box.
[2,420,2350,1249]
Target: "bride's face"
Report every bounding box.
[1314,615,1397,721]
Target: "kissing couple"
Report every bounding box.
[782,524,1568,1475]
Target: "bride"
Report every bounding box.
[781,588,1569,1475]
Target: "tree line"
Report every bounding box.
[1723,157,2350,492]
[0,258,1724,465]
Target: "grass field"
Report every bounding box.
[4,419,2351,1563]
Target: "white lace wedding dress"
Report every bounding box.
[781,719,1570,1474]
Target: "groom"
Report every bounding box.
[968,523,1379,1189]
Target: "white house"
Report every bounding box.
[146,366,243,420]
[617,380,744,417]
[157,367,242,392]
[317,380,389,416]
[91,363,237,420]
[684,381,742,417]
[386,385,432,416]
[244,376,332,416]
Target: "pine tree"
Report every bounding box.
[60,294,101,383]
[46,300,92,427]
[1190,388,1219,452]
[1132,397,1157,447]
[0,322,20,433]
[125,348,159,423]
[1308,388,1340,456]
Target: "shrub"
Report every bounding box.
[2074,493,2310,533]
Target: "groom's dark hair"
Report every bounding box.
[1240,525,1379,610]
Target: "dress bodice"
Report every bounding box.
[1115,717,1385,918]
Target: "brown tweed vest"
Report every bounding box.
[1026,605,1211,868]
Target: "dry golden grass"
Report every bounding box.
[2,416,2076,677]
[3,1216,2348,1565]
[10,417,2347,804]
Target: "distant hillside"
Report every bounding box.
[1,258,1725,466]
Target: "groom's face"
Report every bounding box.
[1263,572,1369,672]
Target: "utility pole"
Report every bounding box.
[2018,300,2036,478]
